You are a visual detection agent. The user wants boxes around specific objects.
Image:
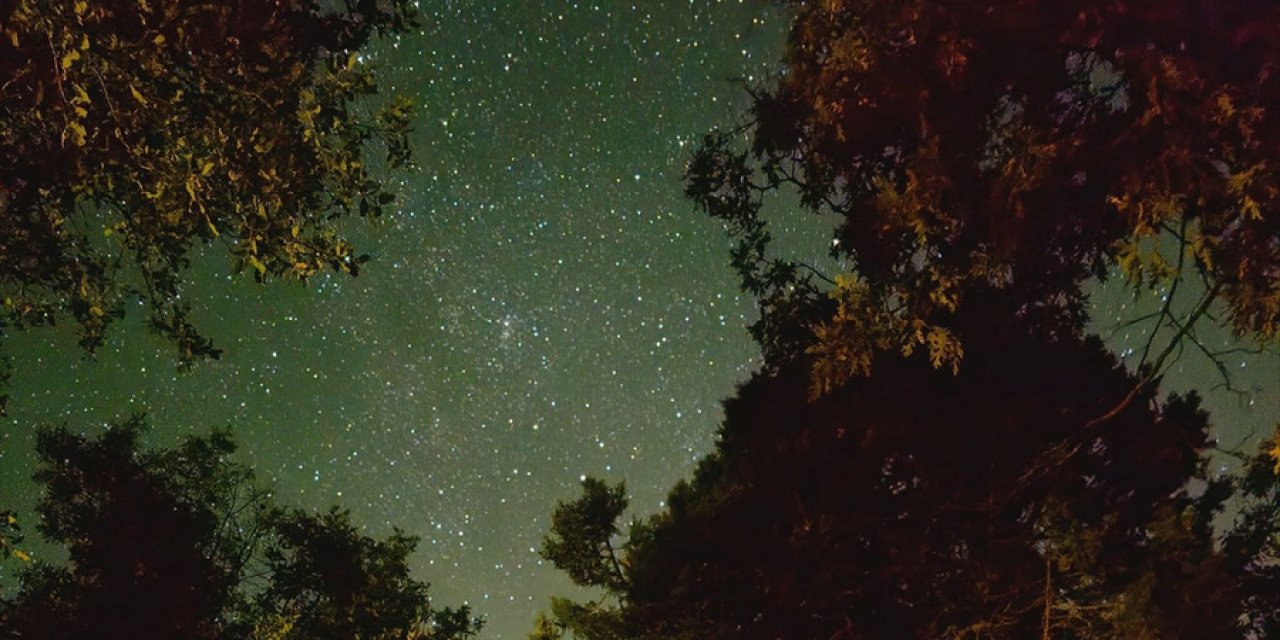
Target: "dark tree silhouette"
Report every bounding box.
[535,297,1271,638]
[1222,439,1280,639]
[531,6,1280,633]
[0,418,481,640]
[542,478,629,594]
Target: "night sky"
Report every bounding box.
[1,2,1276,638]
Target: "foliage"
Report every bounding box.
[0,418,481,640]
[11,416,242,638]
[535,297,1280,638]
[534,3,1280,636]
[538,596,626,640]
[530,479,630,640]
[686,0,1280,393]
[0,511,30,575]
[0,0,420,366]
[251,507,479,640]
[528,611,564,640]
[541,478,629,593]
[1222,423,1280,639]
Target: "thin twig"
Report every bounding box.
[1042,555,1053,640]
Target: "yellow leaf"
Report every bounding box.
[13,549,31,563]
[60,49,80,70]
[64,120,87,146]
[1268,425,1280,475]
[80,34,90,51]
[153,34,166,46]
[207,221,220,237]
[1116,241,1141,281]
[1216,93,1235,119]
[7,30,19,48]
[1187,230,1214,271]
[74,0,87,14]
[247,255,267,275]
[925,326,964,374]
[1242,195,1262,221]
[200,160,214,176]
[74,105,88,117]
[129,84,148,106]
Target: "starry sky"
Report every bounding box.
[1,2,1276,638]
[1,2,799,637]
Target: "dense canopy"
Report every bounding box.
[687,0,1280,393]
[537,295,1280,639]
[535,1,1280,638]
[0,419,481,639]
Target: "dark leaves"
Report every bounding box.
[1,418,482,640]
[541,478,629,593]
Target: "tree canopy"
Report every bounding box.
[541,478,629,595]
[686,0,1279,395]
[535,297,1280,639]
[0,418,481,640]
[535,1,1280,637]
[0,0,418,366]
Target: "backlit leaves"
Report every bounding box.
[0,511,26,571]
[0,0,421,365]
[688,0,1280,396]
[808,274,963,399]
[1267,424,1280,475]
